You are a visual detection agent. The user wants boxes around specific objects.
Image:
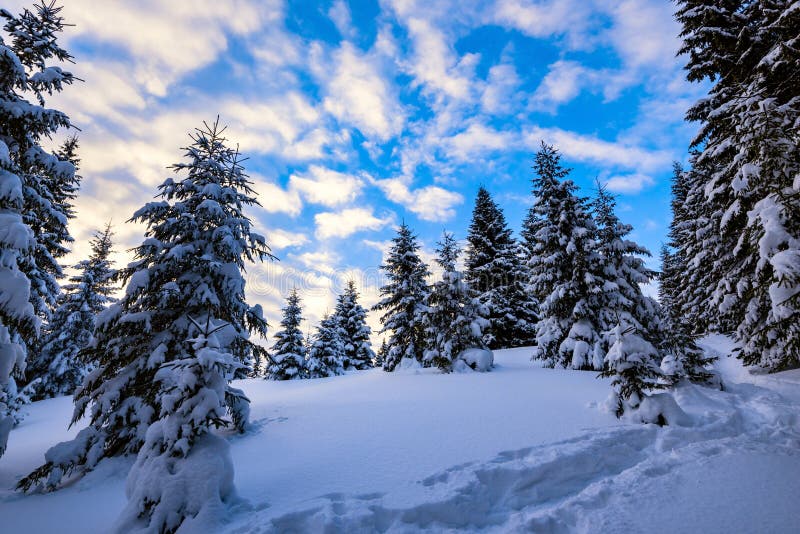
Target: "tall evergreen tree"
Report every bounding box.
[0,1,76,457]
[423,233,488,372]
[590,183,663,353]
[20,119,271,491]
[676,0,800,370]
[334,280,375,370]
[372,223,430,371]
[267,289,307,380]
[659,245,718,386]
[522,143,600,369]
[308,313,347,377]
[661,164,720,386]
[25,224,117,400]
[465,186,536,349]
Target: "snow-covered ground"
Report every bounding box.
[1,337,799,533]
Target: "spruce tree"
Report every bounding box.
[676,0,800,371]
[661,164,720,386]
[375,338,388,368]
[20,119,271,491]
[600,322,664,419]
[372,223,430,371]
[668,160,724,335]
[267,289,307,380]
[308,313,347,377]
[333,280,375,370]
[465,187,536,349]
[590,183,663,356]
[0,1,76,457]
[423,232,488,372]
[522,143,600,369]
[25,224,117,400]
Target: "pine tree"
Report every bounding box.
[522,143,600,369]
[20,119,271,491]
[600,322,664,419]
[267,289,307,380]
[590,183,663,355]
[0,1,76,457]
[676,0,800,371]
[25,224,117,400]
[372,223,430,371]
[308,313,347,377]
[375,339,388,368]
[334,280,375,370]
[465,186,536,349]
[115,316,247,533]
[423,232,488,372]
[661,164,720,386]
[659,245,718,386]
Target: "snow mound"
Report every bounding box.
[456,348,494,372]
[629,392,694,427]
[115,433,237,534]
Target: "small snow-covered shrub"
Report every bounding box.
[458,348,494,372]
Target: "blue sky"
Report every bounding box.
[25,0,707,334]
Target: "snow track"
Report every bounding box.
[241,378,800,533]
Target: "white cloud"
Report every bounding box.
[493,0,593,47]
[523,126,671,172]
[250,175,303,217]
[329,0,356,40]
[531,60,589,111]
[447,123,514,161]
[289,250,340,274]
[402,17,474,102]
[376,178,463,222]
[289,166,365,207]
[315,208,394,239]
[604,0,681,69]
[57,0,280,96]
[267,229,310,251]
[481,63,521,114]
[313,42,405,141]
[604,173,656,194]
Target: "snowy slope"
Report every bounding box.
[1,339,799,533]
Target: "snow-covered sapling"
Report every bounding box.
[600,323,665,422]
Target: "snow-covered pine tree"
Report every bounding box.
[25,224,117,400]
[659,244,718,386]
[669,158,730,336]
[676,0,800,371]
[661,165,720,386]
[267,289,307,380]
[600,322,664,420]
[308,313,346,377]
[334,280,375,370]
[522,143,601,369]
[590,183,663,354]
[0,1,76,457]
[19,119,271,491]
[372,223,431,371]
[115,316,246,533]
[465,186,536,349]
[423,232,488,372]
[375,338,388,368]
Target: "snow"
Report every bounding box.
[1,337,799,532]
[457,347,494,372]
